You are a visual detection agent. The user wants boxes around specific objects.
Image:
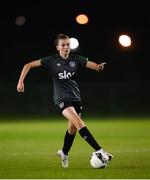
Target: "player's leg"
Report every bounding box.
[60,113,81,156]
[68,119,77,134]
[62,106,102,151]
[61,120,77,156]
[57,112,79,168]
[62,107,113,161]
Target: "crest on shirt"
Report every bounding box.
[69,62,75,67]
[57,63,61,67]
[59,102,64,108]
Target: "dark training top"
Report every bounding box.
[41,53,88,104]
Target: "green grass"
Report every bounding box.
[0,117,150,179]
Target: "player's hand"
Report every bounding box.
[97,62,106,71]
[17,82,24,92]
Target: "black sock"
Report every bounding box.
[79,127,101,151]
[62,130,76,155]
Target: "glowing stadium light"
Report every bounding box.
[15,16,26,26]
[70,38,79,50]
[119,35,131,47]
[76,14,89,25]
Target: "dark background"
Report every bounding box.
[0,0,150,117]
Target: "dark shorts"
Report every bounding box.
[55,100,83,114]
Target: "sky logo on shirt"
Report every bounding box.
[58,70,75,79]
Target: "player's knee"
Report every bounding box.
[68,127,77,135]
[75,119,85,130]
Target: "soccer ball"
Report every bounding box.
[90,152,108,169]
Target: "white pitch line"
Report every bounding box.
[3,148,150,156]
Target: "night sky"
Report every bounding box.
[0,0,150,83]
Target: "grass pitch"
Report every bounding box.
[0,117,150,179]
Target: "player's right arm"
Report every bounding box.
[17,59,42,92]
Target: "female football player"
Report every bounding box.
[17,33,113,168]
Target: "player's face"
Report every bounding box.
[57,38,70,55]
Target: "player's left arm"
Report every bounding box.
[86,61,106,72]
